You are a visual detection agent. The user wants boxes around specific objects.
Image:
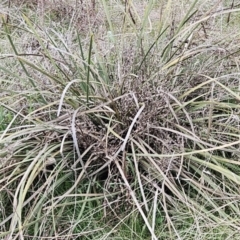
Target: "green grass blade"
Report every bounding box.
[86,35,93,104]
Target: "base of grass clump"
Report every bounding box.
[1,0,240,239]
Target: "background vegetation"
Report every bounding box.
[1,0,240,239]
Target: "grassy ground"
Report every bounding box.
[1,0,240,239]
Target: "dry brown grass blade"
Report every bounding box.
[135,138,240,158]
[131,141,149,213]
[115,160,157,240]
[7,144,49,239]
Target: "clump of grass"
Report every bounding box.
[1,0,240,239]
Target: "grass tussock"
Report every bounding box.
[1,0,240,239]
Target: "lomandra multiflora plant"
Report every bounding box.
[1,0,240,239]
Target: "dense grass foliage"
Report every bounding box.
[1,0,240,239]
